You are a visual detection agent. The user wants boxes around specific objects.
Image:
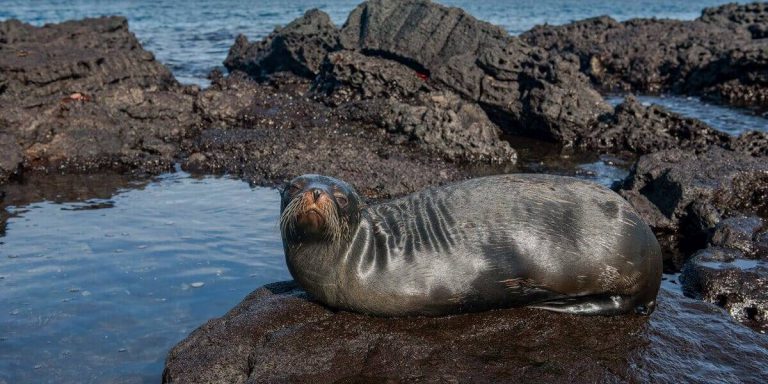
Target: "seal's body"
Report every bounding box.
[280,174,662,317]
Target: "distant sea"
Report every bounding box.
[0,0,754,86]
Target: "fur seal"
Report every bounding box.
[279,174,662,317]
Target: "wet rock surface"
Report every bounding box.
[522,2,768,109]
[679,216,768,330]
[681,246,768,331]
[0,16,201,176]
[163,281,768,383]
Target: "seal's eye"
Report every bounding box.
[334,193,349,208]
[286,184,301,195]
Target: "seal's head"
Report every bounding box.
[279,174,362,243]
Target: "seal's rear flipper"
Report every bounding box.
[531,294,639,316]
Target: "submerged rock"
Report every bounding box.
[680,216,768,329]
[0,17,200,178]
[163,281,768,383]
[522,2,768,108]
[681,246,768,329]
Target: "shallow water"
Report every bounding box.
[0,0,752,86]
[700,259,768,270]
[0,172,290,383]
[605,94,768,135]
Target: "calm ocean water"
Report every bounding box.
[0,1,764,383]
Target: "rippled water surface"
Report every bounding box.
[0,0,753,86]
[0,172,290,383]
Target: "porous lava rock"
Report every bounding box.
[522,2,768,108]
[224,0,614,157]
[0,17,200,177]
[183,73,468,199]
[681,245,768,330]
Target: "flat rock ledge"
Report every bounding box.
[163,281,768,383]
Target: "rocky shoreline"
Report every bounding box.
[1,0,767,382]
[522,2,768,110]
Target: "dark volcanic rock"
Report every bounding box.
[0,133,22,182]
[732,130,768,157]
[226,0,614,153]
[0,17,200,179]
[679,216,768,330]
[382,91,518,162]
[681,246,768,329]
[184,74,468,199]
[710,216,768,258]
[335,0,611,144]
[700,2,768,38]
[224,9,339,79]
[224,0,766,160]
[315,50,428,102]
[619,147,768,266]
[163,281,768,383]
[584,96,732,154]
[522,2,768,108]
[316,50,516,162]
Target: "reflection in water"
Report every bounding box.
[506,135,631,188]
[631,289,768,382]
[2,166,767,382]
[0,171,290,383]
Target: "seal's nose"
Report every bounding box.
[312,188,323,202]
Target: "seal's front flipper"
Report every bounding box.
[530,294,636,315]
